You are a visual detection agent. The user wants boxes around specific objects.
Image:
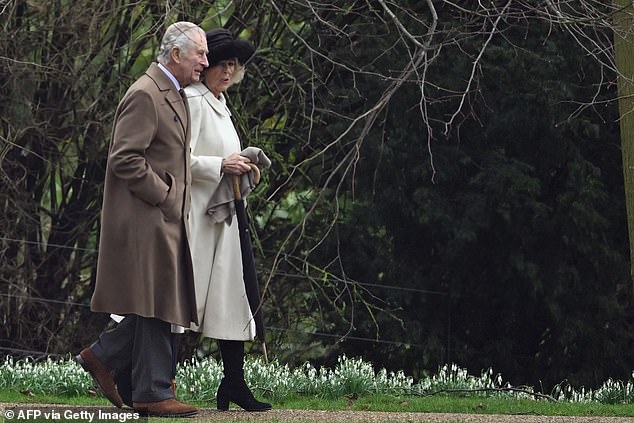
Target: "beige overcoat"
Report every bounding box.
[184,82,255,340]
[91,63,198,327]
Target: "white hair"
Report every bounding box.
[230,64,246,85]
[157,21,204,65]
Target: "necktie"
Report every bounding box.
[179,88,189,133]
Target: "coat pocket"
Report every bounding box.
[158,171,181,221]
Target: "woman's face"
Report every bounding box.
[204,58,238,96]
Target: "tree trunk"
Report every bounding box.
[614,0,634,290]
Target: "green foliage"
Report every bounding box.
[554,376,634,405]
[415,365,512,398]
[592,378,634,405]
[174,356,223,402]
[319,17,632,391]
[1,0,633,395]
[4,355,634,408]
[0,357,92,396]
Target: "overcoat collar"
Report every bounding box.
[189,82,232,118]
[146,62,189,138]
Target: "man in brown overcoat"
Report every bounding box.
[75,21,208,417]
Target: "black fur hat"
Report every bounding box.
[206,28,255,66]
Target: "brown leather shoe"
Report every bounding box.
[133,398,197,417]
[75,348,123,408]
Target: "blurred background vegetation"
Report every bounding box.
[1,0,633,392]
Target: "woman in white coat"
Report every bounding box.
[184,28,271,412]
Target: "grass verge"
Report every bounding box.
[2,390,634,417]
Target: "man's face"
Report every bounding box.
[173,30,209,86]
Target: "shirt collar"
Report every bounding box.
[157,63,181,91]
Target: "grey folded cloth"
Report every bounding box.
[206,147,271,224]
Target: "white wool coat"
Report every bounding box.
[184,82,255,340]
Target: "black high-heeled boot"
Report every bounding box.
[217,340,272,412]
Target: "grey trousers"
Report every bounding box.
[90,315,173,403]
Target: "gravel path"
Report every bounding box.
[2,403,634,423]
[194,408,634,422]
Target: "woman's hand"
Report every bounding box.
[221,152,252,176]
